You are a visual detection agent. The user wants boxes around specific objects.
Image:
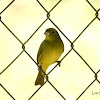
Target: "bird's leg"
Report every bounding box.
[46,75,49,81]
[38,64,42,71]
[38,64,49,82]
[38,64,46,75]
[57,61,61,67]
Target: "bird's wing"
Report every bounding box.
[37,40,45,63]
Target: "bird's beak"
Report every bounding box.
[44,32,50,36]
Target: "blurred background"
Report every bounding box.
[0,0,100,100]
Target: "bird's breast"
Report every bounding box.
[38,40,63,65]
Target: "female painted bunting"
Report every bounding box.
[35,28,64,85]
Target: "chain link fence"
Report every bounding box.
[0,0,100,100]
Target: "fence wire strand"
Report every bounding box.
[76,79,96,100]
[0,50,24,75]
[0,0,15,15]
[0,84,15,100]
[0,20,23,45]
[0,0,100,100]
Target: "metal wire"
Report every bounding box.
[0,0,100,100]
[0,84,15,100]
[0,0,15,15]
[76,79,96,100]
[0,50,24,75]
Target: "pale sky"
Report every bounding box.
[0,0,100,100]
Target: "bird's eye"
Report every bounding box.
[52,31,54,33]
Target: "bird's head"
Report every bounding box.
[44,28,60,41]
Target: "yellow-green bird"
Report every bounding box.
[35,28,64,85]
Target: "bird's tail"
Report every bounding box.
[35,70,45,85]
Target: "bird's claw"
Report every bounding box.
[46,75,49,81]
[57,61,61,67]
[38,65,42,71]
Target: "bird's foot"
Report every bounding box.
[46,75,49,81]
[38,65,42,71]
[57,61,61,67]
